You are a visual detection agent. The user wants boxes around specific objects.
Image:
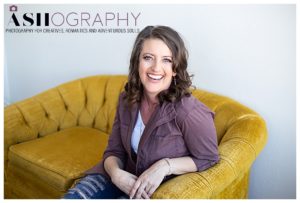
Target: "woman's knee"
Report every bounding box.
[62,174,125,199]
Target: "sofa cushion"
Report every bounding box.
[8,127,109,191]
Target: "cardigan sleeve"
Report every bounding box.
[179,102,219,171]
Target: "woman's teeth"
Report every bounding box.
[147,73,164,80]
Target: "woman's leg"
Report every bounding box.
[62,174,127,199]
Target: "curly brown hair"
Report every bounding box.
[124,25,193,107]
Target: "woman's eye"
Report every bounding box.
[143,56,152,61]
[163,58,172,63]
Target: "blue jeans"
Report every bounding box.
[62,174,128,199]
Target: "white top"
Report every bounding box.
[131,110,145,153]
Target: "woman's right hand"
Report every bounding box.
[111,169,150,199]
[111,169,137,195]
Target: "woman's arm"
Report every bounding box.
[104,156,124,179]
[164,156,197,175]
[178,102,220,171]
[129,156,197,199]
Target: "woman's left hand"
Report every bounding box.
[129,159,170,199]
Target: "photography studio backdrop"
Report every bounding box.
[4,4,296,198]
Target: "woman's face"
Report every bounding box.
[139,38,176,99]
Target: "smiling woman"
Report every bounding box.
[62,25,219,199]
[138,38,176,102]
[125,26,192,107]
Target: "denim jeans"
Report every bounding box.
[62,174,128,199]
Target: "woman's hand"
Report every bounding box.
[111,169,150,198]
[111,169,137,196]
[129,159,170,199]
[104,156,150,198]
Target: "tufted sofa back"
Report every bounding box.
[5,75,127,137]
[191,90,263,145]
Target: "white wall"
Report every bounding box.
[4,4,296,198]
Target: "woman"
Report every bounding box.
[63,25,219,199]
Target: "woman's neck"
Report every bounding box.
[143,93,159,107]
[140,93,159,125]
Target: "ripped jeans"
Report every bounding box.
[62,174,128,199]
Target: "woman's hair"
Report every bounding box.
[124,25,193,106]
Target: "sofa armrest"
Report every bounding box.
[152,116,267,199]
[152,159,234,198]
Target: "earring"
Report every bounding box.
[173,76,177,86]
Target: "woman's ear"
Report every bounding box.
[173,72,177,77]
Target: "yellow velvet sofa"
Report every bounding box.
[4,75,267,199]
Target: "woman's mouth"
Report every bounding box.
[147,73,164,81]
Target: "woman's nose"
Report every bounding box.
[151,60,162,72]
